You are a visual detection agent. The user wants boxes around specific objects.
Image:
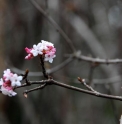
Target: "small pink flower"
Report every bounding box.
[0,79,16,97]
[45,53,56,63]
[25,47,34,60]
[25,53,34,60]
[25,40,56,63]
[25,47,32,53]
[1,86,17,97]
[3,80,13,90]
[0,69,23,97]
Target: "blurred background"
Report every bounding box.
[0,0,122,124]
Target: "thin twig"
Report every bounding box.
[40,56,48,79]
[29,0,76,52]
[78,77,99,94]
[15,80,46,89]
[22,69,29,80]
[23,83,46,96]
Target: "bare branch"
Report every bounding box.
[23,83,46,95]
[29,0,76,52]
[52,79,122,101]
[39,56,48,79]
[15,80,46,89]
[66,52,122,64]
[78,77,99,94]
[15,79,122,101]
[22,69,29,80]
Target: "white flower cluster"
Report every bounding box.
[25,40,56,63]
[0,69,22,97]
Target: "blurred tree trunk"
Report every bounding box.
[0,1,9,124]
[0,0,6,71]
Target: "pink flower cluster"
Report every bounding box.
[0,69,22,97]
[25,40,56,63]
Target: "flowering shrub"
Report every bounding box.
[0,69,22,96]
[0,40,56,97]
[25,40,56,63]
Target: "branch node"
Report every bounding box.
[23,91,28,98]
[74,50,81,58]
[22,69,29,80]
[40,56,49,79]
[94,91,100,96]
[26,79,31,85]
[77,77,85,83]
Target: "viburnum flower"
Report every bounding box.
[45,52,56,63]
[0,69,23,97]
[11,74,22,87]
[25,48,33,60]
[3,69,12,81]
[25,40,56,63]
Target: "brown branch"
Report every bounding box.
[15,79,122,101]
[29,0,76,52]
[22,69,29,80]
[78,77,99,94]
[77,55,122,64]
[15,80,46,89]
[39,56,48,79]
[51,79,122,101]
[66,52,122,64]
[23,83,46,97]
